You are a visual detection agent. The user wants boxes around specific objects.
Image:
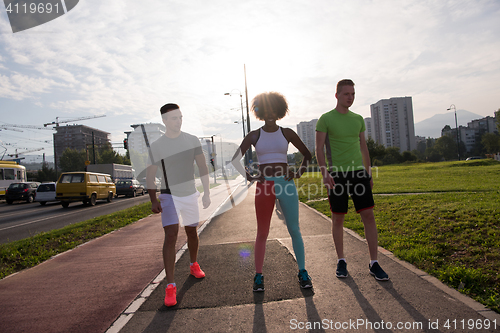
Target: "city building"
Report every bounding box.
[415,136,426,145]
[468,116,497,134]
[441,115,498,153]
[53,125,110,166]
[200,139,239,175]
[364,117,373,140]
[125,123,166,156]
[125,123,166,179]
[297,119,318,153]
[370,97,416,152]
[441,126,476,153]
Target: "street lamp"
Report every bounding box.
[224,90,246,138]
[447,104,460,161]
[225,89,250,166]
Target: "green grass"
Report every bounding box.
[300,159,500,313]
[0,202,153,279]
[370,159,500,193]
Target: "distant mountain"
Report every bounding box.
[414,110,484,138]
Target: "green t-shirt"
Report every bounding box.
[316,109,366,172]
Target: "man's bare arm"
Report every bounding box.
[315,131,335,189]
[195,153,211,208]
[146,164,162,213]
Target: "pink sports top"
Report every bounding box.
[255,127,289,164]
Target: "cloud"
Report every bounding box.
[1,0,499,158]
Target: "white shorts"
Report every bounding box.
[159,191,200,227]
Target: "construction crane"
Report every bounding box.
[7,147,44,158]
[0,123,54,131]
[0,127,23,132]
[44,115,106,127]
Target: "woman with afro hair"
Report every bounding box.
[232,91,313,292]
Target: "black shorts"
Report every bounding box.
[327,169,374,214]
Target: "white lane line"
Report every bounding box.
[0,197,149,232]
[0,211,79,231]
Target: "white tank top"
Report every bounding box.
[255,127,289,164]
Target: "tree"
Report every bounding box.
[416,140,426,156]
[37,162,57,182]
[366,137,386,165]
[97,143,124,164]
[434,135,457,161]
[291,152,303,166]
[381,147,402,165]
[425,147,442,162]
[123,150,131,165]
[481,133,500,154]
[59,148,86,172]
[426,137,435,149]
[402,151,417,162]
[412,149,425,161]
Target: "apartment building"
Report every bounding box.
[364,117,373,140]
[441,115,498,153]
[370,97,416,152]
[296,119,318,153]
[126,123,166,155]
[53,125,110,165]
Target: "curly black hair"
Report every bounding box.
[252,92,289,121]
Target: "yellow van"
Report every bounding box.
[56,172,116,208]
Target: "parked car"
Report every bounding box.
[115,179,146,197]
[466,156,483,161]
[5,182,40,204]
[35,182,58,205]
[56,172,116,208]
[139,177,161,191]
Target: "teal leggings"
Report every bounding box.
[254,176,306,272]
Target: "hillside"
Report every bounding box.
[414,110,484,138]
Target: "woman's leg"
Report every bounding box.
[276,179,306,270]
[254,181,276,273]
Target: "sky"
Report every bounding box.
[1,0,499,162]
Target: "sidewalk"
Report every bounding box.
[117,184,499,332]
[1,177,499,332]
[0,177,245,333]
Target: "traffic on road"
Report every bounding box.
[0,194,150,244]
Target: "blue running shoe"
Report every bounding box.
[253,273,264,292]
[298,269,313,288]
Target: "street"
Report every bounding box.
[0,175,246,244]
[0,194,150,244]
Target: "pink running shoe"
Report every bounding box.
[164,284,177,307]
[190,262,206,278]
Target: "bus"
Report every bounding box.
[0,161,27,199]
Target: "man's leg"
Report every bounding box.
[184,226,199,264]
[331,213,346,259]
[185,224,206,278]
[359,208,389,280]
[163,224,179,284]
[327,175,348,260]
[359,208,378,260]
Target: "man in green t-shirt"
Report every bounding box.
[315,79,389,281]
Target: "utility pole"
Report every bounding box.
[244,64,252,170]
[92,131,96,164]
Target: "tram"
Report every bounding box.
[0,161,27,199]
